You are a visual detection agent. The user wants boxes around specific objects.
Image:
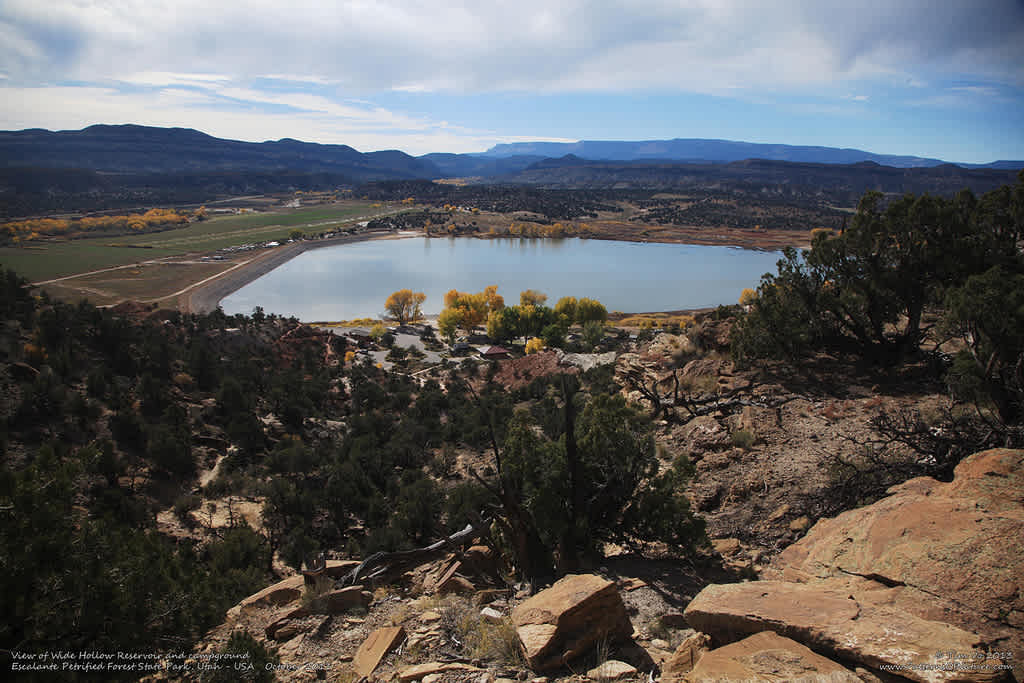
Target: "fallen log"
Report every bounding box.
[337,520,490,588]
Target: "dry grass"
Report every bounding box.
[436,596,524,667]
[300,575,334,613]
[616,313,695,329]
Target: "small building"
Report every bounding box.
[480,345,511,360]
[451,342,473,356]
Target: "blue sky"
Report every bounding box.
[1,0,1022,162]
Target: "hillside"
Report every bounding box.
[0,125,438,178]
[500,156,1021,203]
[2,126,1021,218]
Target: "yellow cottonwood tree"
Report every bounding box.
[384,289,427,324]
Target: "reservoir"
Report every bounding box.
[221,236,782,320]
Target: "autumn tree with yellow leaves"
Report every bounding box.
[438,285,505,343]
[384,289,427,324]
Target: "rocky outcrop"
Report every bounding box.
[397,661,482,681]
[322,586,371,614]
[768,448,1024,681]
[685,581,996,682]
[685,631,861,682]
[586,660,637,681]
[512,574,634,672]
[660,631,711,681]
[231,574,305,617]
[684,448,1023,683]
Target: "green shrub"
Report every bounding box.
[202,630,278,682]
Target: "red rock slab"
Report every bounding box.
[512,574,633,672]
[684,581,1002,683]
[353,625,406,678]
[686,630,861,682]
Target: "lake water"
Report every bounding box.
[221,236,782,320]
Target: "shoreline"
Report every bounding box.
[179,229,801,316]
[179,230,402,313]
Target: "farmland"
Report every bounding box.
[0,200,401,282]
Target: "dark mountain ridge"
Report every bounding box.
[1,125,1020,217]
[0,124,438,179]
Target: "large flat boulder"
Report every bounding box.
[227,574,304,622]
[685,630,861,682]
[512,574,634,672]
[768,448,1024,680]
[684,581,1001,682]
[354,625,406,678]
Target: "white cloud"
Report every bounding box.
[1,1,1021,154]
[1,1,1021,95]
[116,72,233,88]
[0,84,570,154]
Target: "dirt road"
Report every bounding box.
[179,231,398,313]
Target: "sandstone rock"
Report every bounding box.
[711,537,740,555]
[788,516,810,532]
[649,333,696,359]
[325,559,361,578]
[680,415,730,450]
[236,574,305,614]
[512,574,634,672]
[586,660,637,681]
[686,631,860,682]
[684,581,998,682]
[353,625,406,678]
[433,558,476,594]
[323,585,370,614]
[767,503,790,521]
[265,605,310,640]
[679,358,724,383]
[439,575,475,594]
[693,319,732,352]
[618,577,648,591]
[768,448,1024,681]
[660,631,710,681]
[273,622,304,642]
[463,545,499,577]
[276,632,306,660]
[481,606,505,623]
[397,662,482,681]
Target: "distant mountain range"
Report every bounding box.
[2,125,1020,177]
[0,124,1020,217]
[482,138,1023,170]
[497,155,1021,203]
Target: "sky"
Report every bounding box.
[0,0,1022,163]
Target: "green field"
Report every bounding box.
[0,201,401,282]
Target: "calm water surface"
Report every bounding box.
[221,237,781,320]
